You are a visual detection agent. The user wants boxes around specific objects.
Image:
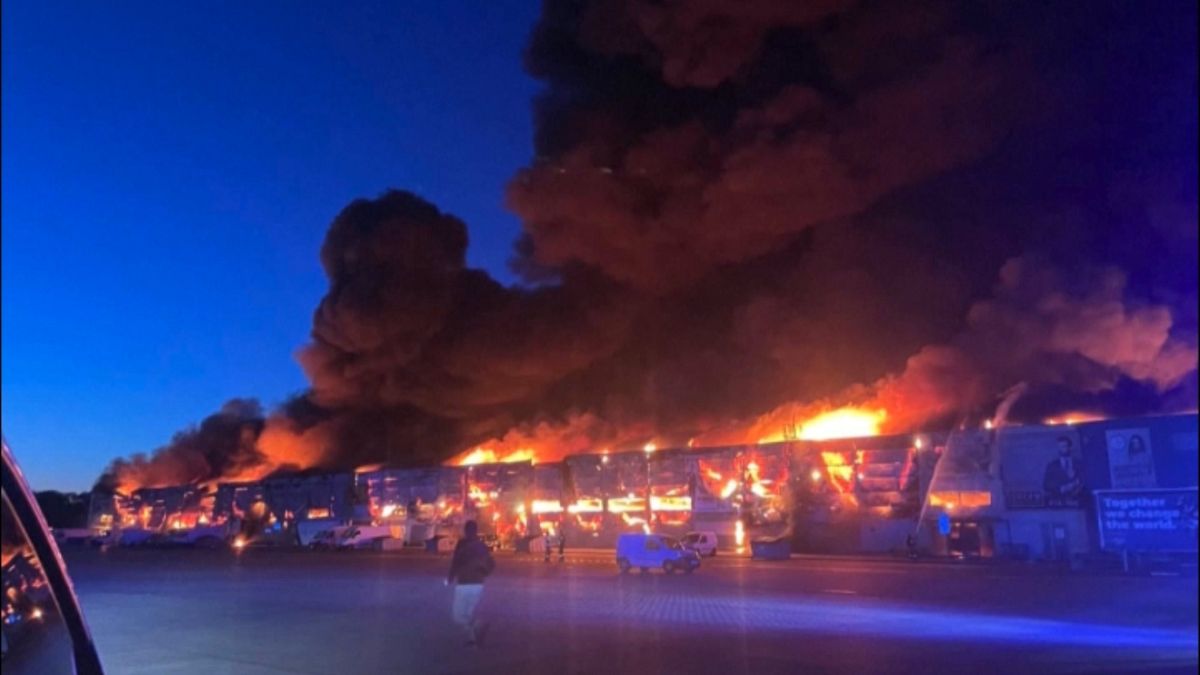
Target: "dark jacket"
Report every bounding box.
[448,536,495,585]
[1043,458,1082,497]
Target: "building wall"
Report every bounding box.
[109,414,1196,556]
[1076,414,1198,490]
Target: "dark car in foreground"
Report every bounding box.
[1,438,104,674]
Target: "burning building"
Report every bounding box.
[354,466,441,544]
[87,483,217,539]
[94,1,1196,510]
[88,1,1196,565]
[464,462,532,545]
[87,411,1197,563]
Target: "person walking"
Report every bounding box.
[445,520,494,647]
[557,531,566,563]
[543,529,552,563]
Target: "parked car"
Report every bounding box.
[681,531,719,557]
[297,518,345,547]
[615,533,700,574]
[51,529,93,546]
[2,437,105,673]
[166,525,227,549]
[115,529,156,547]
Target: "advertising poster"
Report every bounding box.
[1000,428,1085,508]
[1095,488,1198,552]
[1105,428,1157,489]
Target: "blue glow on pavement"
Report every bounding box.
[499,584,1198,652]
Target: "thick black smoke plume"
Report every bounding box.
[101,0,1197,487]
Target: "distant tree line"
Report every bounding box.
[34,491,90,529]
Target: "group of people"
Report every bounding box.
[542,530,565,563]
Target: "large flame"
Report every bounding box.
[1043,411,1106,426]
[453,446,537,466]
[754,406,887,444]
[452,405,888,466]
[797,407,887,441]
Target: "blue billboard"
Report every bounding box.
[1094,488,1199,553]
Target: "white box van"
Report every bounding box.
[615,533,700,574]
[336,525,394,550]
[681,531,718,557]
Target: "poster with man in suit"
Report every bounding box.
[1041,435,1084,507]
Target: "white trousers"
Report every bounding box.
[452,583,484,636]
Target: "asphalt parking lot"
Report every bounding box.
[63,548,1198,674]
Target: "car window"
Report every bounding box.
[682,534,698,543]
[2,489,76,674]
[644,538,659,551]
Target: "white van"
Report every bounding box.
[336,525,394,550]
[615,533,700,574]
[681,531,718,557]
[297,518,345,547]
[307,525,354,549]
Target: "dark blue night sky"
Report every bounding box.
[2,2,539,489]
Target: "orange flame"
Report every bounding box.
[1044,411,1105,426]
[797,407,886,441]
[453,446,537,467]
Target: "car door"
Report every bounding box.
[643,536,663,565]
[2,438,104,674]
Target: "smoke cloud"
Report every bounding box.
[98,399,266,493]
[99,0,1197,487]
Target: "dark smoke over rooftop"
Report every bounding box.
[100,0,1197,489]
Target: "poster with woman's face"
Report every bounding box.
[1105,429,1157,489]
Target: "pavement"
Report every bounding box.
[61,547,1198,674]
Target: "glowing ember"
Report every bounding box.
[649,496,692,511]
[232,536,247,550]
[30,607,44,621]
[531,499,563,514]
[734,520,745,551]
[608,497,646,513]
[620,513,650,533]
[567,499,603,514]
[798,407,886,441]
[720,479,740,499]
[1044,412,1105,426]
[642,442,657,453]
